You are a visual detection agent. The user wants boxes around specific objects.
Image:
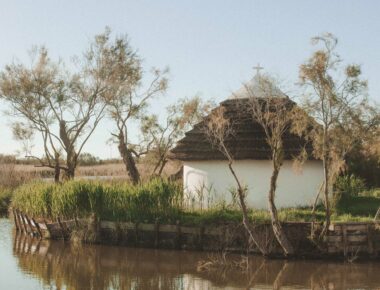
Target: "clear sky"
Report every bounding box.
[0,0,379,158]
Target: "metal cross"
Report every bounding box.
[253,63,264,75]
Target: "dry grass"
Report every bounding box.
[11,160,181,180]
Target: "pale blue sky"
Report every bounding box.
[0,0,379,158]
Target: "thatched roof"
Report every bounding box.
[169,97,314,161]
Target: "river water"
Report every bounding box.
[1,218,380,290]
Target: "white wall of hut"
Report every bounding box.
[183,160,324,209]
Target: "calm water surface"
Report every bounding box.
[1,218,380,290]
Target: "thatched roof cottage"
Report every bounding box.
[170,74,323,209]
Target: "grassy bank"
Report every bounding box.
[10,179,380,225]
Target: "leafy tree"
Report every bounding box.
[204,105,267,256]
[140,96,213,176]
[0,29,127,181]
[246,75,295,256]
[102,36,168,184]
[297,33,373,236]
[78,153,101,166]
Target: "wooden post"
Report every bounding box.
[32,218,43,239]
[342,224,348,257]
[12,209,19,231]
[19,212,28,234]
[374,208,380,222]
[17,211,25,233]
[199,225,205,250]
[367,224,374,255]
[43,219,51,238]
[24,214,35,236]
[222,225,228,251]
[176,220,181,249]
[57,217,66,240]
[134,222,139,246]
[154,219,159,248]
[16,211,24,233]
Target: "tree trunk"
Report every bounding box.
[65,152,77,180]
[66,164,76,179]
[157,159,168,176]
[320,154,330,238]
[117,131,140,185]
[60,120,76,180]
[54,161,61,183]
[268,161,295,256]
[227,163,267,256]
[54,153,61,183]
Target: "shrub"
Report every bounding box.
[335,174,366,197]
[0,187,13,216]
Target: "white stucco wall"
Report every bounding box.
[183,160,323,209]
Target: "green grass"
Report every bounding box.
[334,195,380,218]
[12,179,183,223]
[10,179,380,225]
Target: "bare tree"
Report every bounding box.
[0,29,126,181]
[141,96,213,176]
[298,33,369,236]
[204,106,267,255]
[102,35,168,184]
[245,75,295,256]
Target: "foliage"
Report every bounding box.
[0,28,122,180]
[140,96,213,176]
[334,195,380,217]
[0,187,13,216]
[346,143,380,188]
[335,174,366,197]
[103,31,168,184]
[246,75,296,255]
[77,153,102,166]
[296,33,376,235]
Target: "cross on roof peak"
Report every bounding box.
[253,63,264,75]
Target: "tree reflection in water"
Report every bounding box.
[12,232,380,290]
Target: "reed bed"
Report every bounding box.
[11,179,184,223]
[10,179,379,225]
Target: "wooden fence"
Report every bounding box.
[10,208,380,258]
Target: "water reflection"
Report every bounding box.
[3,218,380,289]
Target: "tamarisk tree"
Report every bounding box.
[0,30,125,181]
[204,105,267,256]
[140,96,213,176]
[298,33,369,236]
[102,34,168,184]
[245,75,295,256]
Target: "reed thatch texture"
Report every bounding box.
[170,98,314,161]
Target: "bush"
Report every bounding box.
[335,174,366,197]
[334,195,380,217]
[77,153,102,166]
[0,187,13,216]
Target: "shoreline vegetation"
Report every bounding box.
[7,179,380,225]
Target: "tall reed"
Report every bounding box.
[11,178,183,223]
